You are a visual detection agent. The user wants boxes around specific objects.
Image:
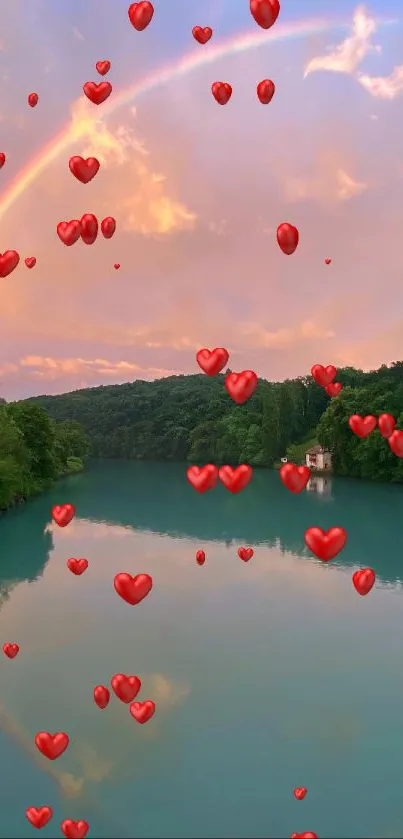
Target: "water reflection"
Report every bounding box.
[306,474,332,498]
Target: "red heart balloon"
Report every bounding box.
[111,673,142,703]
[67,558,88,575]
[388,429,403,457]
[35,731,69,760]
[196,347,229,376]
[83,81,112,105]
[280,463,310,493]
[212,82,232,105]
[293,787,308,800]
[130,699,155,724]
[69,156,100,184]
[80,213,98,245]
[257,79,275,104]
[114,573,153,605]
[196,550,206,565]
[28,92,39,107]
[3,642,19,659]
[57,221,82,246]
[0,250,19,277]
[96,60,111,76]
[378,412,396,439]
[277,222,299,255]
[225,370,258,404]
[187,464,218,493]
[250,0,280,29]
[0,153,5,168]
[352,568,375,596]
[192,26,213,44]
[101,216,116,238]
[304,527,347,561]
[219,464,253,493]
[26,807,53,829]
[325,382,342,397]
[311,364,337,387]
[61,820,89,839]
[348,414,377,438]
[51,504,75,527]
[238,547,254,562]
[25,257,36,268]
[93,685,110,709]
[128,1,154,31]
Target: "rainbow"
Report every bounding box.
[0,15,366,221]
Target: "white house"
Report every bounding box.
[305,445,332,471]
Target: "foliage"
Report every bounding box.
[0,403,89,510]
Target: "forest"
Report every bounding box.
[23,359,403,484]
[0,400,90,510]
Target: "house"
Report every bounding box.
[305,445,332,471]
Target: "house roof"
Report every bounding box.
[306,445,327,455]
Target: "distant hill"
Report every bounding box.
[22,361,403,482]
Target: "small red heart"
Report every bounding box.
[378,413,396,439]
[25,256,36,268]
[293,787,308,800]
[28,92,39,107]
[83,81,112,105]
[61,820,89,839]
[250,0,280,29]
[196,347,229,376]
[57,221,82,246]
[69,156,100,184]
[101,216,116,238]
[325,258,332,264]
[238,547,254,562]
[93,685,110,709]
[305,526,347,561]
[280,463,310,494]
[26,807,53,829]
[96,60,111,76]
[3,642,19,659]
[80,213,98,245]
[277,222,299,255]
[67,558,88,575]
[114,263,120,269]
[352,568,375,596]
[325,382,342,397]
[187,464,218,493]
[348,414,377,438]
[219,464,253,493]
[52,504,75,527]
[130,699,155,724]
[225,370,257,404]
[291,833,318,839]
[0,153,5,168]
[196,550,206,565]
[257,79,275,104]
[111,673,142,703]
[212,82,232,105]
[192,26,213,44]
[128,1,154,31]
[0,250,20,277]
[388,429,403,457]
[311,364,337,387]
[35,731,69,760]
[114,572,153,605]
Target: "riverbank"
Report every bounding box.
[0,456,85,515]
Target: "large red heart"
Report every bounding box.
[311,364,337,387]
[128,2,154,31]
[377,413,395,439]
[293,788,308,800]
[61,820,89,839]
[211,82,232,105]
[80,213,98,245]
[51,504,75,527]
[3,642,19,659]
[101,216,116,238]
[28,92,38,107]
[238,547,254,562]
[388,430,403,457]
[192,26,213,44]
[111,673,142,703]
[93,685,110,709]
[69,156,100,184]
[96,60,111,76]
[304,527,347,561]
[0,153,5,168]
[348,414,377,438]
[196,347,229,376]
[187,464,218,492]
[219,464,252,493]
[225,370,257,404]
[196,550,206,565]
[0,250,19,277]
[130,699,155,724]
[26,807,53,829]
[57,220,82,246]
[250,0,280,29]
[114,572,153,605]
[67,558,88,575]
[257,79,275,104]
[325,382,342,397]
[35,731,69,760]
[83,81,112,105]
[277,222,299,255]
[279,463,310,493]
[352,568,375,596]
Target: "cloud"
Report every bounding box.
[304,5,379,78]
[357,65,403,99]
[283,165,367,204]
[17,356,179,382]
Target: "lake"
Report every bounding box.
[1,460,403,839]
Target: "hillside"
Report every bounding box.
[21,361,403,482]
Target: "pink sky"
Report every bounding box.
[0,1,402,399]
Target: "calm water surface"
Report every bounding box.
[1,461,403,839]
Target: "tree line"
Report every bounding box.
[0,401,90,510]
[24,359,403,483]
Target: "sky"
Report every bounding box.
[0,0,402,399]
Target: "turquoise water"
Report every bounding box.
[1,461,403,838]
